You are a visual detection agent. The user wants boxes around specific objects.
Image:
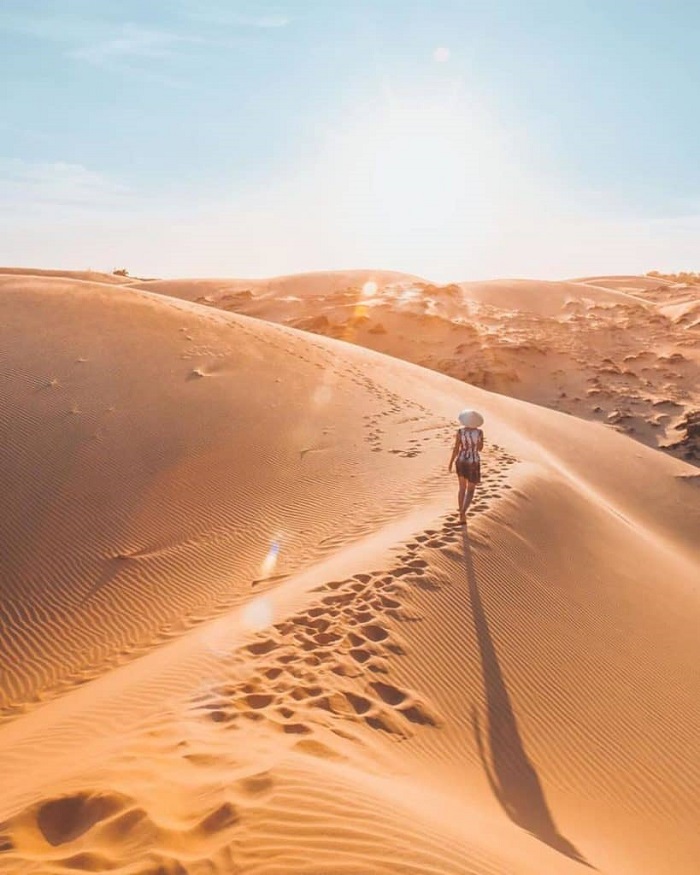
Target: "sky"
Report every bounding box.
[1,0,699,282]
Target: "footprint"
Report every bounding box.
[244,694,274,709]
[246,639,277,656]
[283,722,312,735]
[277,706,295,719]
[370,682,408,707]
[34,792,127,846]
[343,692,372,715]
[198,802,239,834]
[400,702,439,727]
[294,739,346,760]
[365,711,410,737]
[362,624,389,643]
[236,773,275,798]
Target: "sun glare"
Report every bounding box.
[398,287,422,303]
[324,87,510,267]
[362,280,378,296]
[369,102,492,214]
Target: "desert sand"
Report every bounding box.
[146,271,700,463]
[0,269,699,874]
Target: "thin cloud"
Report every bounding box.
[0,11,205,79]
[68,24,203,66]
[180,5,291,29]
[0,159,132,212]
[0,6,287,78]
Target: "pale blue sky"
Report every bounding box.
[1,1,698,280]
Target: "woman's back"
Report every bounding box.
[457,427,482,463]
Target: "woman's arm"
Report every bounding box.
[478,430,484,452]
[448,432,460,472]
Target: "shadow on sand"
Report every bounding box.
[461,529,592,867]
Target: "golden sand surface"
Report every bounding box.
[0,271,698,874]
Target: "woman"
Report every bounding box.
[448,409,484,524]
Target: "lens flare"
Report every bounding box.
[311,367,337,407]
[362,280,378,297]
[260,540,280,578]
[241,597,274,632]
[353,303,368,319]
[312,383,333,406]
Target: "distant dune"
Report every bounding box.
[457,277,650,315]
[570,274,676,292]
[133,270,700,463]
[132,269,426,303]
[0,266,135,285]
[0,269,698,874]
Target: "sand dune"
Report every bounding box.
[0,273,443,714]
[457,278,650,315]
[0,266,135,285]
[137,271,700,463]
[0,270,699,874]
[570,274,676,293]
[660,297,700,330]
[132,269,424,304]
[579,276,700,332]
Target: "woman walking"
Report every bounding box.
[448,409,484,524]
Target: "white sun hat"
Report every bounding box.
[458,409,484,427]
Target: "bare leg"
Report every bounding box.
[461,482,477,515]
[457,477,467,522]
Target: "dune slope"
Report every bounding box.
[0,273,698,875]
[0,274,443,714]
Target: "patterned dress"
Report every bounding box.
[456,427,482,483]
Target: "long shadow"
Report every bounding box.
[461,529,592,867]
